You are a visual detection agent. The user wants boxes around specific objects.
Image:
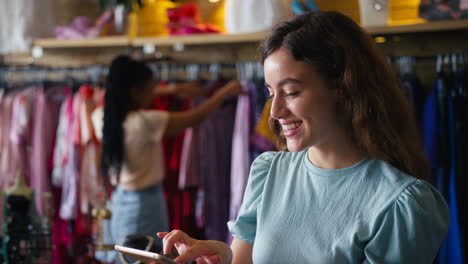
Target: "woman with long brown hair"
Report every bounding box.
[155,11,449,264]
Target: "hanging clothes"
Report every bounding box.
[78,85,105,214]
[422,63,465,264]
[153,89,197,235]
[0,92,17,189]
[178,100,202,190]
[229,81,251,225]
[59,94,81,220]
[401,73,425,129]
[455,69,468,256]
[30,86,68,216]
[198,84,236,242]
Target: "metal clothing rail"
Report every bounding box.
[0,61,265,89]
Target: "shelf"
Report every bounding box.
[34,36,130,48]
[366,19,468,35]
[34,32,267,49]
[132,32,268,47]
[32,19,468,49]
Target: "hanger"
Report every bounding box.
[436,54,442,74]
[451,53,458,74]
[161,63,169,82]
[186,64,200,81]
[6,173,32,199]
[236,62,245,81]
[209,63,221,82]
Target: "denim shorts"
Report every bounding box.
[95,183,169,263]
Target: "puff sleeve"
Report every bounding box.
[227,151,276,244]
[364,180,449,263]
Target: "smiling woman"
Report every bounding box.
[264,52,342,155]
[157,11,449,264]
[262,11,430,180]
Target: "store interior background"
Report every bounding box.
[1,0,468,263]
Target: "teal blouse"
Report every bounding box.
[228,150,449,263]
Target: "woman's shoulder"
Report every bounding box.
[364,160,448,225]
[365,159,420,193]
[251,151,302,169]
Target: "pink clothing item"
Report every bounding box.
[178,101,202,189]
[0,94,17,237]
[30,87,67,216]
[229,82,251,222]
[54,10,113,40]
[0,92,9,236]
[78,85,105,214]
[52,97,73,187]
[79,144,104,214]
[178,127,200,189]
[9,88,35,185]
[0,93,16,190]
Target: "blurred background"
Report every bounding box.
[0,0,467,263]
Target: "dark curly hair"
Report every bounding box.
[100,55,153,184]
[261,11,429,180]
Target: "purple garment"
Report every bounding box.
[54,10,113,40]
[59,95,80,220]
[196,96,236,242]
[229,82,251,225]
[30,87,67,216]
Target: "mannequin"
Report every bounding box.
[3,173,34,263]
[6,173,32,199]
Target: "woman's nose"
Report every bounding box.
[270,96,287,120]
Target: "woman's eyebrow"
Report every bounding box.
[265,78,302,89]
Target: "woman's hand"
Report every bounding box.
[156,230,232,264]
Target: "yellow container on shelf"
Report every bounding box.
[388,0,426,25]
[284,0,426,26]
[135,0,178,36]
[284,0,361,23]
[126,12,139,38]
[199,0,226,32]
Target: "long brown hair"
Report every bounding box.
[261,11,429,180]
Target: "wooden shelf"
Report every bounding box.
[34,32,267,49]
[34,36,130,48]
[132,32,268,47]
[366,19,468,35]
[33,19,468,49]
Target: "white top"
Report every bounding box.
[92,108,169,191]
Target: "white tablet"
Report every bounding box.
[114,245,179,264]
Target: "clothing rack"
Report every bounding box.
[0,65,107,89]
[0,61,265,90]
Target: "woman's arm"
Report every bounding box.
[154,81,207,98]
[163,80,241,137]
[231,239,253,264]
